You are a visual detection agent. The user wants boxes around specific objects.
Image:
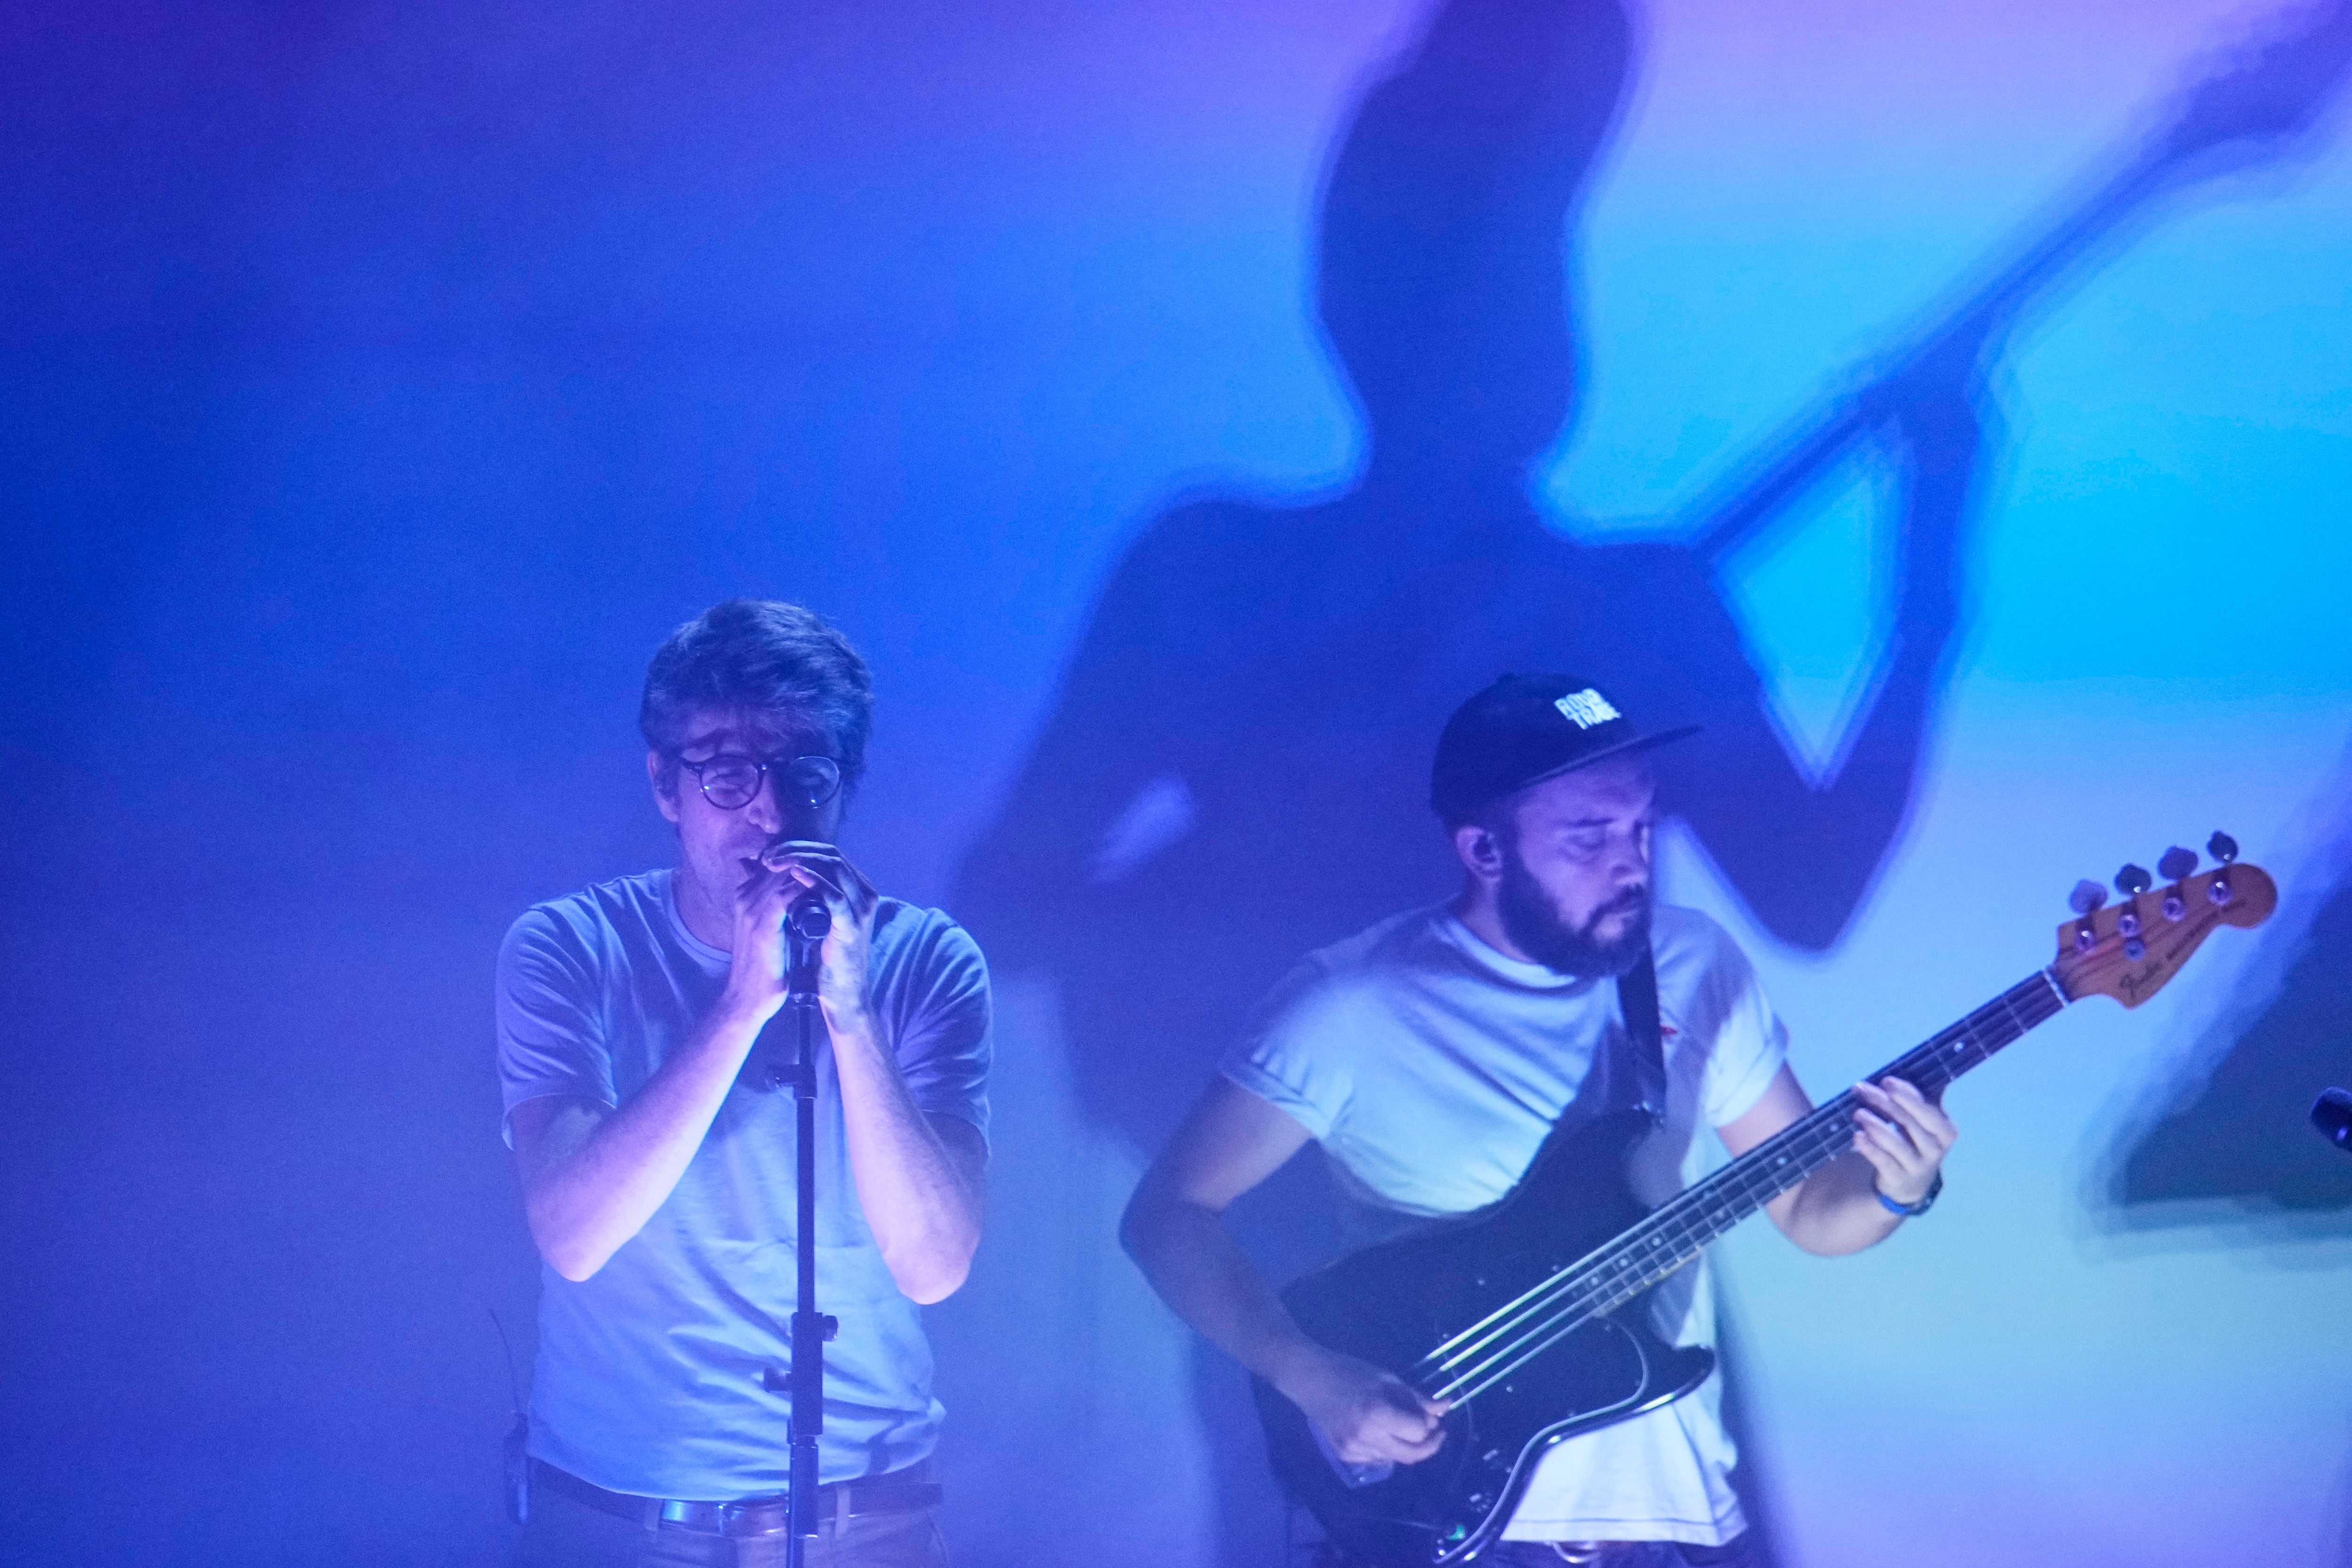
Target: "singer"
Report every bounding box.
[497,598,990,1567]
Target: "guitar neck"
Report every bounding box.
[1582,969,2070,1313]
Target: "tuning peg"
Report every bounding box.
[2068,880,2109,915]
[2158,846,2198,881]
[2206,829,2240,905]
[2116,864,2153,896]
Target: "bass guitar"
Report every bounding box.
[1254,836,2275,1565]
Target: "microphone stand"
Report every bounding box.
[769,896,835,1568]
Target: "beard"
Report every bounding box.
[1497,849,1652,980]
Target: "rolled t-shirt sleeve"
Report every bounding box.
[1218,957,1359,1142]
[888,915,993,1143]
[497,907,616,1144]
[1689,923,1790,1130]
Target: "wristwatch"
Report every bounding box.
[1874,1171,1943,1218]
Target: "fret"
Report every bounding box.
[1562,969,2068,1313]
[1426,860,2279,1415]
[1458,964,2056,1381]
[1424,966,2089,1407]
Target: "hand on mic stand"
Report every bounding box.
[775,884,836,1564]
[762,892,831,1088]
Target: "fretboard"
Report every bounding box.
[1420,969,2075,1405]
[1573,968,2069,1317]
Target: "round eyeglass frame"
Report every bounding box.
[672,751,843,812]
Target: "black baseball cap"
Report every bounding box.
[1430,674,1699,824]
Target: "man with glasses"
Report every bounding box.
[498,598,989,1567]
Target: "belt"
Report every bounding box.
[531,1458,941,1538]
[1486,1539,1753,1567]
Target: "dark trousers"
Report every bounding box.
[513,1483,948,1568]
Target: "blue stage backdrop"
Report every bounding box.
[3,1,2349,1565]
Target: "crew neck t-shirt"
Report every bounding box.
[496,868,991,1499]
[1221,902,1786,1547]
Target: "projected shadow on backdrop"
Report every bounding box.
[2098,747,2352,1563]
[2078,8,2352,1557]
[957,0,2352,1559]
[2105,743,2352,1234]
[2098,0,2352,1217]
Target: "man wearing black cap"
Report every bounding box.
[1121,676,1956,1566]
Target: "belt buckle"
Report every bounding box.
[657,1499,713,1533]
[659,1496,795,1539]
[731,1498,795,1539]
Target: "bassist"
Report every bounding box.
[1121,674,1957,1565]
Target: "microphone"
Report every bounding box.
[775,890,833,1039]
[2314,1088,2352,1153]
[786,890,832,944]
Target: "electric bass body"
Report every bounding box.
[1253,1106,1713,1568]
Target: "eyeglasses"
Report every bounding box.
[673,751,843,812]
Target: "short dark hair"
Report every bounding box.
[639,599,874,789]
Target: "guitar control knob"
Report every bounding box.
[2207,831,2238,865]
[2068,881,2108,915]
[2116,864,2153,896]
[2158,846,2198,881]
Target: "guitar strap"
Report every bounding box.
[1614,947,1668,1130]
[1511,948,1668,1196]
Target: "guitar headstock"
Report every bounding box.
[2051,835,2276,1009]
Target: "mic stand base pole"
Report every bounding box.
[781,934,835,1568]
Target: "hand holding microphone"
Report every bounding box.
[758,843,844,935]
[755,840,879,1017]
[763,847,836,1001]
[786,888,833,943]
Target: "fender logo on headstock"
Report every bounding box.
[2114,965,2163,1004]
[2053,862,2276,1009]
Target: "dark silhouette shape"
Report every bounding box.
[2111,876,2352,1220]
[2096,779,2352,1567]
[2079,0,2352,1219]
[965,0,1979,1145]
[2105,754,2352,1228]
[2119,879,2352,1213]
[955,0,2352,1559]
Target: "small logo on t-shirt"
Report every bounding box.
[1553,688,1621,728]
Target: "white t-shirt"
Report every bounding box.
[496,869,991,1497]
[1221,902,1787,1546]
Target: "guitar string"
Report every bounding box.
[1423,1105,1867,1405]
[1423,973,2068,1403]
[1425,1038,2031,1404]
[1417,974,2050,1386]
[1418,966,2064,1376]
[1422,974,2067,1404]
[1417,972,2067,1406]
